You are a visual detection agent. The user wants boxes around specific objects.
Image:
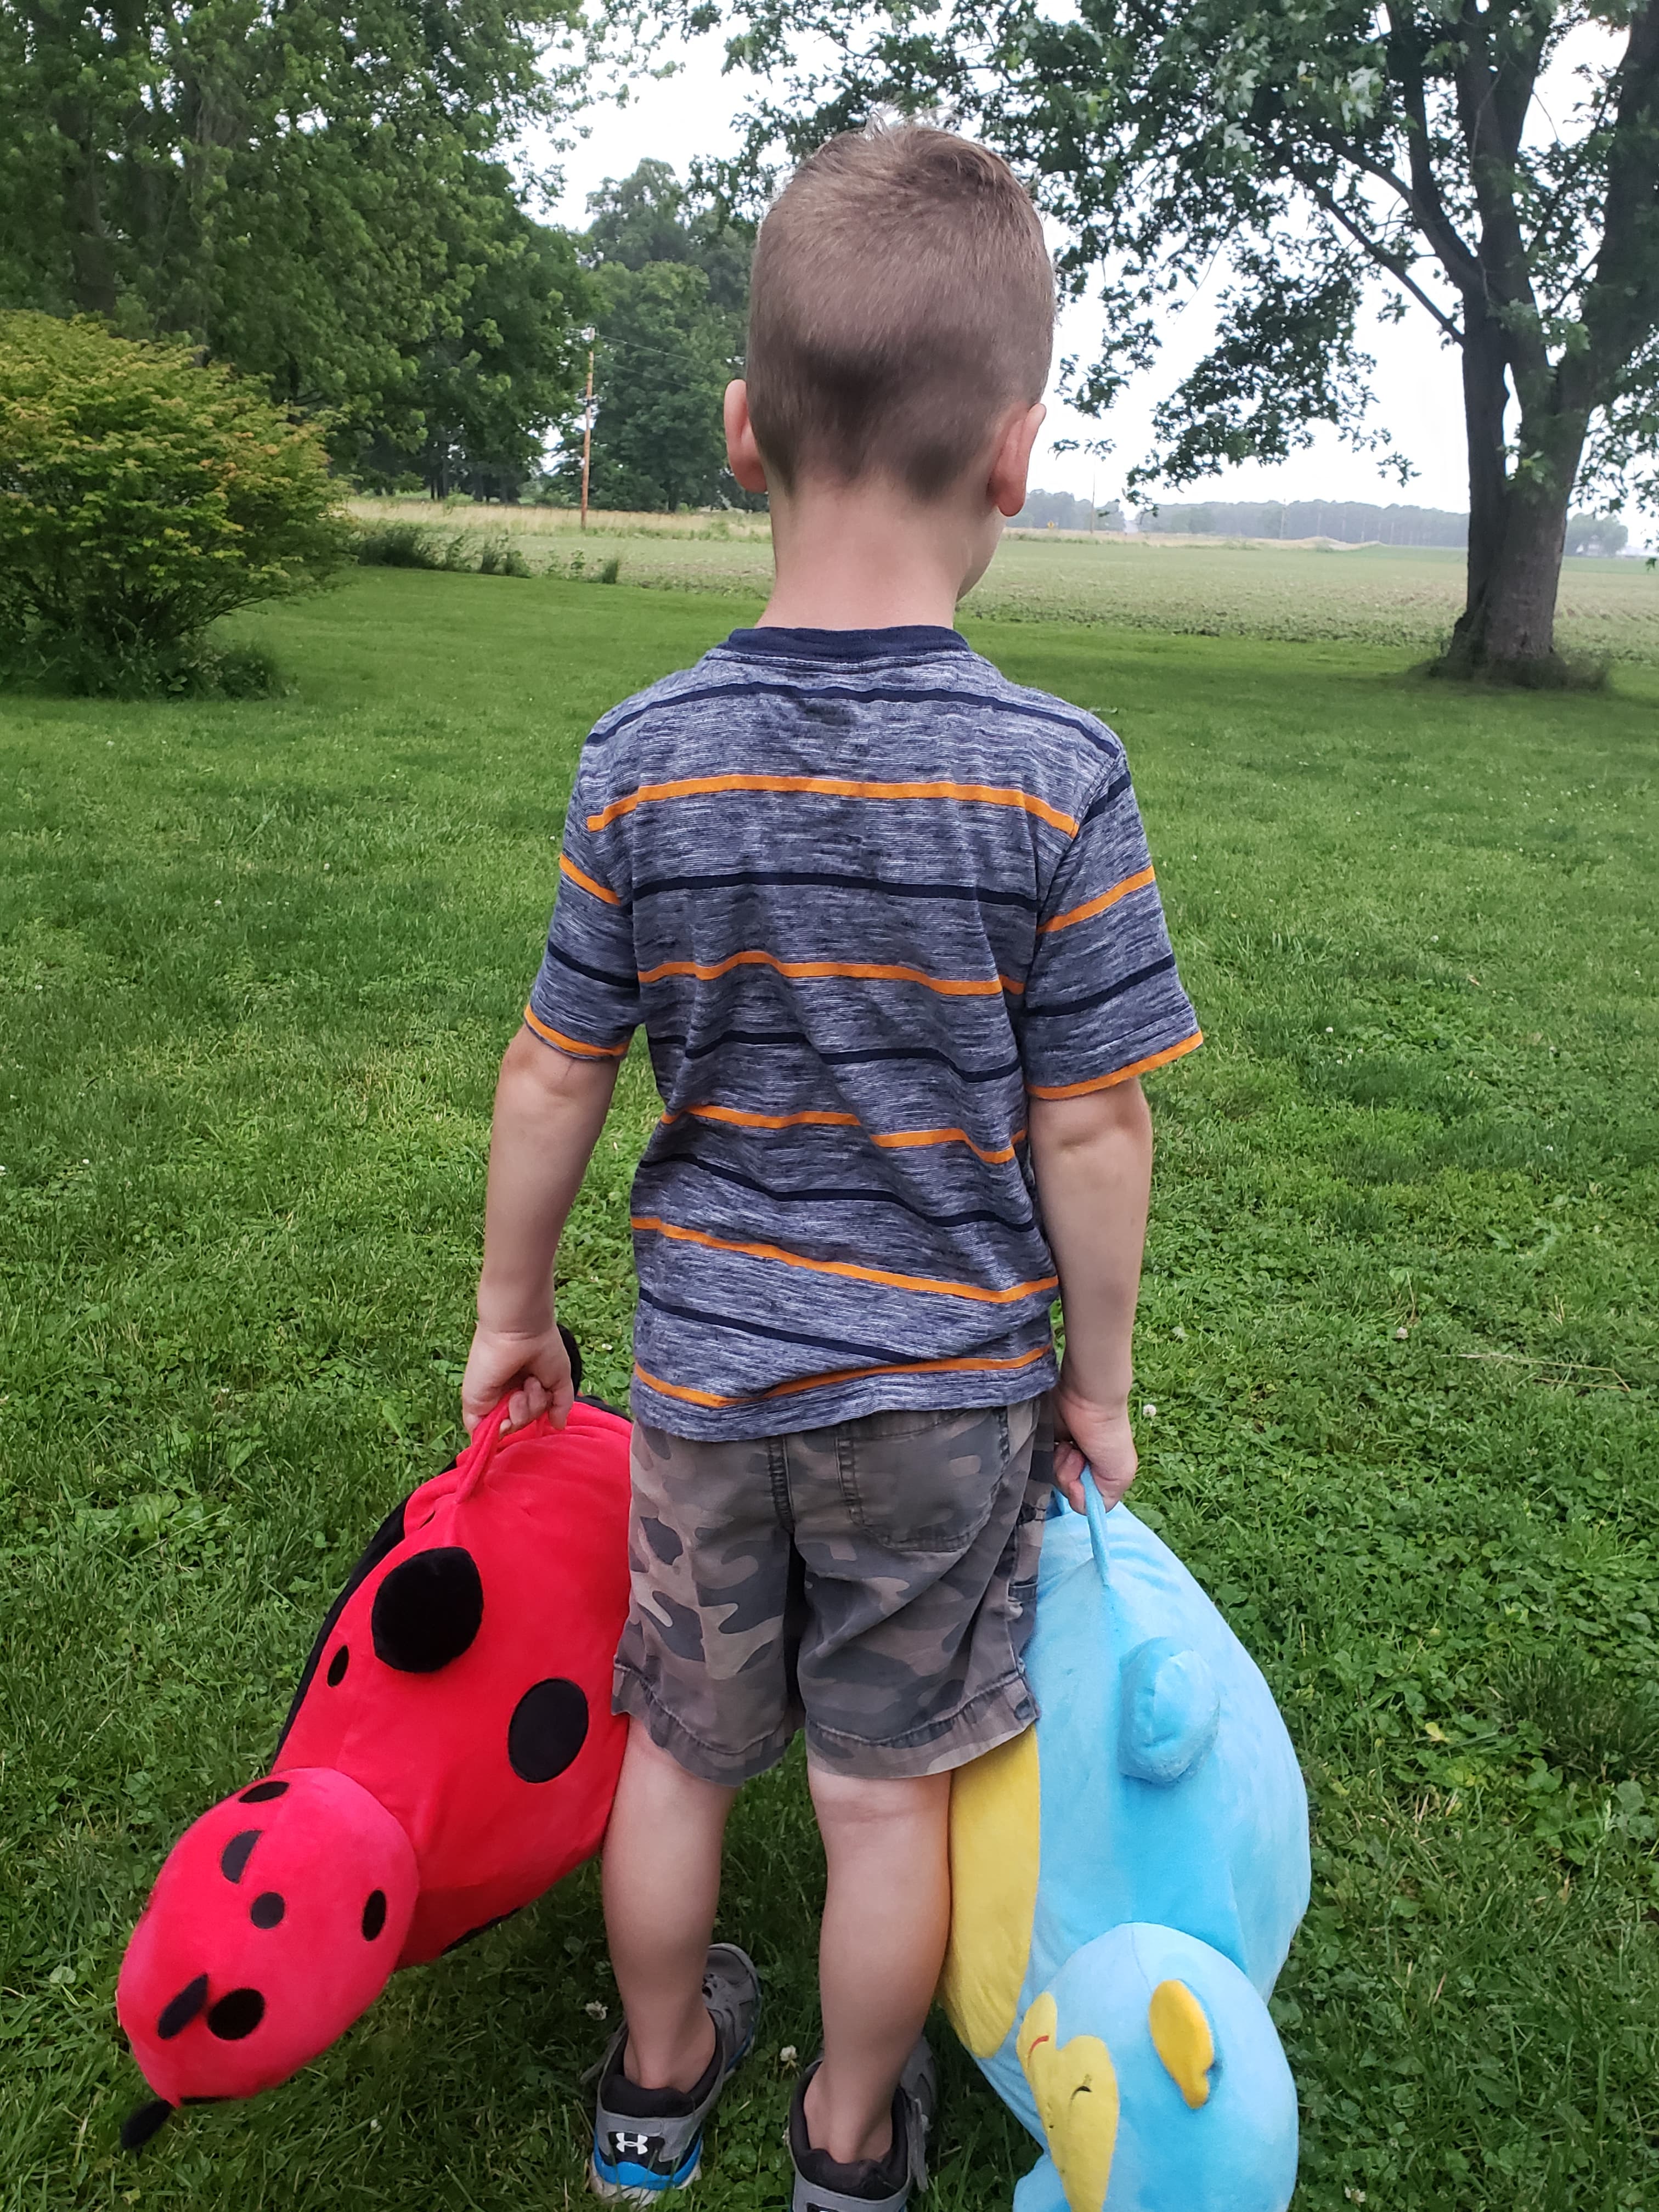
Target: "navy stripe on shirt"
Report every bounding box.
[590,680,1119,760]
[1024,952,1179,1022]
[643,1147,1037,1234]
[656,1028,1024,1086]
[633,868,1042,913]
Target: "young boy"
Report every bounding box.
[461,126,1199,2212]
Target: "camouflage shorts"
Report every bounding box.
[613,1396,1051,1784]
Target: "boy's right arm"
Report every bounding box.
[462,1029,619,1435]
[1028,1078,1154,1513]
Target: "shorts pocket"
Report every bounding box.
[839,1405,1009,1557]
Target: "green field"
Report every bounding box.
[352,497,1659,663]
[3,568,1657,2211]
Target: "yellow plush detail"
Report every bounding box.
[1148,1978,1215,2109]
[938,1724,1041,2058]
[1017,1990,1121,2212]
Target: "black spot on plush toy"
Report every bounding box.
[116,1331,631,2146]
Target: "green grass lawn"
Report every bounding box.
[3,569,1656,2211]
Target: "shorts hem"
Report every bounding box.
[803,1668,1039,1781]
[613,1662,799,1788]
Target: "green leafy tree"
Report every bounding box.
[1565,513,1630,557]
[557,163,757,511]
[563,261,736,511]
[0,312,351,689]
[583,158,753,313]
[0,0,580,458]
[356,191,593,498]
[673,0,1659,681]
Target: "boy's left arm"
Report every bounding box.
[462,1030,620,1434]
[467,743,640,1433]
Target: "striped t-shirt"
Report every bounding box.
[527,624,1200,1438]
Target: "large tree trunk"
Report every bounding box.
[1441,311,1587,685]
[1452,315,1509,642]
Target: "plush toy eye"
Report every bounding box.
[362,1890,388,1940]
[250,1892,285,1929]
[219,1830,261,1883]
[156,1975,208,2040]
[239,1779,289,1804]
[206,1988,265,2040]
[326,1645,349,1686]
[371,1548,484,1673]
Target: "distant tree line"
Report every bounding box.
[1135,501,1629,556]
[1010,489,1127,532]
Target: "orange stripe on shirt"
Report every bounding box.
[662,1102,1025,1166]
[636,948,1022,997]
[1026,1029,1203,1101]
[522,1005,630,1058]
[634,1341,1053,1410]
[558,853,622,906]
[588,774,1079,837]
[665,1104,862,1133]
[630,1215,1057,1305]
[1039,864,1156,937]
[870,1124,1026,1167]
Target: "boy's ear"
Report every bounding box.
[990,401,1047,519]
[724,380,769,494]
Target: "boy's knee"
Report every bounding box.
[808,1763,951,1836]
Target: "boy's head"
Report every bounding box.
[743,126,1054,504]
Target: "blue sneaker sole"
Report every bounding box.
[589,2143,702,2202]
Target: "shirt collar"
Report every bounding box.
[717,625,972,664]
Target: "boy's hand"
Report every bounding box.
[462,1322,574,1437]
[1052,1383,1138,1515]
[464,1028,619,1439]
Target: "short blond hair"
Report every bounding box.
[746,126,1054,500]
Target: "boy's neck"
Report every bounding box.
[757,472,998,634]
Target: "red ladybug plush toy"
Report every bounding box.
[116,1340,631,2147]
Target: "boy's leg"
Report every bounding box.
[786,1397,1052,2200]
[602,1720,738,2089]
[803,1764,952,2164]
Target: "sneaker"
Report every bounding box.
[788,2038,936,2212]
[588,1943,761,2202]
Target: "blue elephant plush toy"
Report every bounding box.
[939,1477,1311,2212]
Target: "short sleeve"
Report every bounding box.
[523,755,639,1061]
[1017,761,1201,1099]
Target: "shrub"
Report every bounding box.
[476,537,532,578]
[355,521,446,569]
[354,521,533,578]
[0,312,352,693]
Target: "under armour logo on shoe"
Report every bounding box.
[608,2130,664,2162]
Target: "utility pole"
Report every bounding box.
[579,331,595,533]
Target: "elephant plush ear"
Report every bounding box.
[1148,1978,1216,2109]
[1116,1638,1220,1785]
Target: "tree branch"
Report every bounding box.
[1304,177,1463,343]
[1380,2,1483,292]
[1452,0,1549,388]
[1585,0,1659,375]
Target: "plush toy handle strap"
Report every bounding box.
[1081,1466,1114,1592]
[452,1395,520,1506]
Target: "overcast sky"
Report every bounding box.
[542,29,1618,524]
